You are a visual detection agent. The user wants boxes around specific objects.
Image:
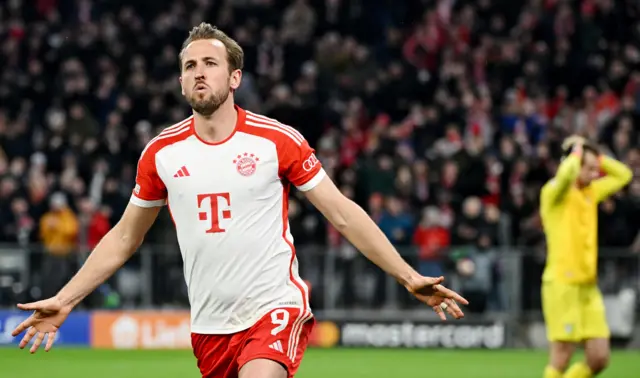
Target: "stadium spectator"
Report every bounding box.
[453,196,484,246]
[38,192,79,298]
[413,206,451,278]
[377,196,415,247]
[2,197,36,245]
[77,198,111,251]
[0,0,639,313]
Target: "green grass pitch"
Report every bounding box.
[1,348,639,377]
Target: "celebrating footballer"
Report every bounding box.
[10,23,468,378]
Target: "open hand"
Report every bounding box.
[405,276,468,320]
[11,297,72,353]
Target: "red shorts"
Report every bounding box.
[191,308,315,378]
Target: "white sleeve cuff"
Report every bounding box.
[296,168,326,192]
[130,194,167,208]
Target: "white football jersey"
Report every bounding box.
[130,106,323,334]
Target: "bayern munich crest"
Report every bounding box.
[233,153,259,177]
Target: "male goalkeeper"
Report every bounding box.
[541,135,632,378]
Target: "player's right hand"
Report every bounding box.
[562,135,586,153]
[11,297,72,353]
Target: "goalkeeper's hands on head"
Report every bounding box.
[561,135,600,157]
[561,135,586,154]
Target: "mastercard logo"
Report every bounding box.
[309,321,340,348]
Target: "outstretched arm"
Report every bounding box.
[54,134,168,307]
[15,138,167,353]
[592,155,633,203]
[304,176,467,319]
[307,179,417,287]
[274,126,467,318]
[12,203,161,353]
[55,204,160,308]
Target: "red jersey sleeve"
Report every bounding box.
[278,135,325,192]
[130,147,167,208]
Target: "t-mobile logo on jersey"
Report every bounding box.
[197,193,231,233]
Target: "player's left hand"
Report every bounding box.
[562,134,586,152]
[405,276,468,320]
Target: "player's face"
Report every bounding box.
[579,151,600,186]
[179,39,242,116]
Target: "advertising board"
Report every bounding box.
[1,310,507,350]
[309,319,506,349]
[0,310,90,346]
[90,310,191,349]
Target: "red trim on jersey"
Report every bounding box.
[192,105,247,146]
[134,120,194,202]
[245,111,304,145]
[281,184,308,313]
[239,111,321,189]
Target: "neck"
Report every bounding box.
[193,98,237,143]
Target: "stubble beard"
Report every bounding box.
[189,86,230,117]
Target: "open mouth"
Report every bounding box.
[194,84,208,91]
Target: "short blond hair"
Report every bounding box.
[179,23,244,72]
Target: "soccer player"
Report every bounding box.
[11,23,468,378]
[540,135,632,378]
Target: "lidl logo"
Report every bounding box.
[91,311,190,349]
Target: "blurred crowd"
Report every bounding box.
[1,0,640,312]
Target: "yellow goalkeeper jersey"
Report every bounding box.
[540,154,632,284]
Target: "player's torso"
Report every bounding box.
[157,133,282,235]
[542,185,598,283]
[155,132,305,332]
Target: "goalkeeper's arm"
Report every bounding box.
[542,137,584,205]
[592,155,633,202]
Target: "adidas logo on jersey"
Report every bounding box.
[173,166,190,178]
[268,340,284,353]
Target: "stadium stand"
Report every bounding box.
[0,0,639,316]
